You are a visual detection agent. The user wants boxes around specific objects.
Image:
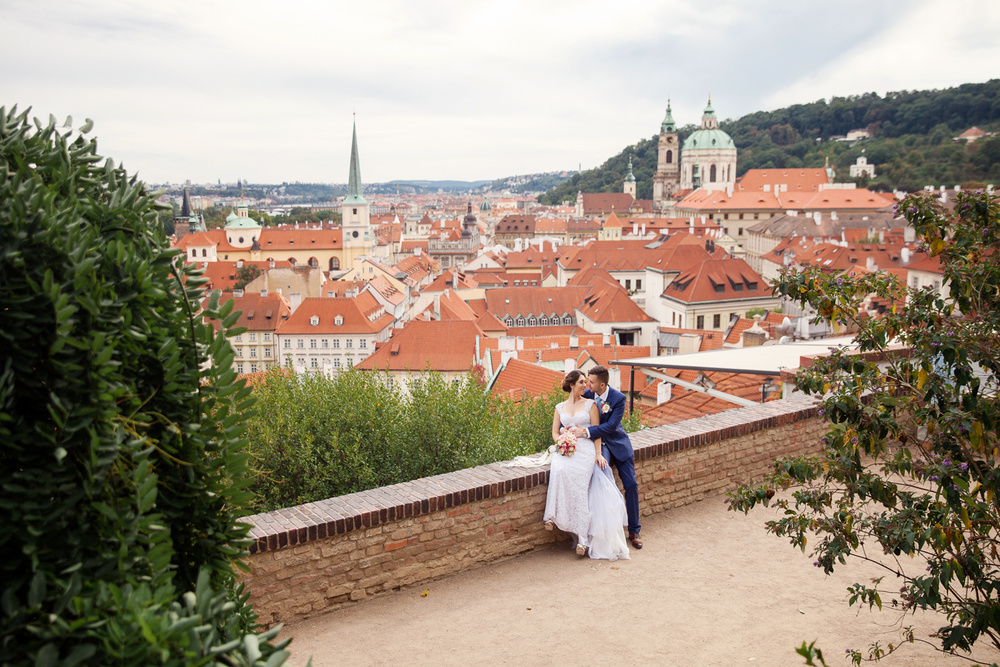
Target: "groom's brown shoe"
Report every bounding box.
[629,533,643,549]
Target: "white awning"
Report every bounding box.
[611,336,859,377]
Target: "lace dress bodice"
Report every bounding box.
[557,400,595,431]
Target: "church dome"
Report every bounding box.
[682,99,735,151]
[479,197,491,212]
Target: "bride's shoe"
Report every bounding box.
[576,544,587,556]
[544,521,554,531]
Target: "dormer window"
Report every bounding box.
[335,315,344,326]
[309,315,319,326]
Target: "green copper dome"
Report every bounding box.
[661,102,676,133]
[682,128,736,151]
[625,157,636,183]
[479,197,491,212]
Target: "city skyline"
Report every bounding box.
[3,0,999,185]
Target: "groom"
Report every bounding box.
[573,365,642,549]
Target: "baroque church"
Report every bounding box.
[651,98,738,211]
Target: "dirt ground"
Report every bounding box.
[280,492,1000,666]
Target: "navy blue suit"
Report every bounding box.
[584,387,640,535]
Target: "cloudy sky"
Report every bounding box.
[3,0,998,186]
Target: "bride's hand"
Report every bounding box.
[596,455,608,470]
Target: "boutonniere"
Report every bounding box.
[601,402,610,414]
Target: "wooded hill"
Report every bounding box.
[539,80,1000,205]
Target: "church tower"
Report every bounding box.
[652,101,680,210]
[623,157,637,199]
[342,117,373,265]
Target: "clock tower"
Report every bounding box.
[652,101,680,210]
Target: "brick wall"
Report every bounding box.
[241,396,824,626]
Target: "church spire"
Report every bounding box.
[344,115,367,205]
[625,157,636,183]
[661,99,676,133]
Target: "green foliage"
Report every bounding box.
[240,368,571,513]
[538,135,668,205]
[729,190,1000,662]
[271,207,341,226]
[0,108,287,665]
[227,263,263,292]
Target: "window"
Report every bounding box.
[563,315,573,325]
[283,339,291,349]
[747,282,758,291]
[713,314,721,328]
[264,349,271,358]
[333,339,340,348]
[347,358,353,368]
[263,333,271,341]
[250,349,257,358]
[235,334,242,342]
[696,315,704,330]
[738,228,744,237]
[236,364,244,374]
[297,339,304,348]
[310,339,317,348]
[235,348,242,358]
[514,280,520,286]
[539,316,549,326]
[505,317,514,326]
[516,316,526,326]
[201,248,207,257]
[625,279,632,290]
[636,279,642,290]
[346,339,353,348]
[322,339,329,348]
[911,276,919,288]
[933,280,941,291]
[360,339,367,348]
[285,357,293,367]
[250,364,258,373]
[310,358,318,369]
[249,333,256,342]
[714,284,724,294]
[334,357,341,368]
[528,317,537,326]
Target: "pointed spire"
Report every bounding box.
[181,187,192,218]
[344,115,368,205]
[625,157,636,183]
[661,99,676,133]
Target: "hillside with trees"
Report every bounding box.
[540,80,1000,204]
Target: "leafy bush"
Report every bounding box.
[729,190,1000,663]
[241,368,568,513]
[0,108,287,665]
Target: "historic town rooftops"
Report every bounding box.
[279,292,394,335]
[356,320,484,372]
[489,357,564,401]
[746,211,900,238]
[664,258,771,303]
[579,193,636,216]
[210,290,291,332]
[736,168,830,193]
[559,233,725,274]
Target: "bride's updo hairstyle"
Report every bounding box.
[562,369,583,392]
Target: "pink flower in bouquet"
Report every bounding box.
[556,431,577,457]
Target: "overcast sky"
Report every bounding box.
[3,0,998,186]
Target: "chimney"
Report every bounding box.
[564,358,576,373]
[289,292,302,313]
[830,210,838,221]
[656,381,672,405]
[260,288,268,298]
[641,223,646,236]
[327,291,336,298]
[233,289,244,298]
[608,366,621,390]
[741,315,767,347]
[236,260,244,268]
[633,222,638,236]
[569,335,579,350]
[901,247,911,264]
[451,270,458,289]
[516,337,524,351]
[269,260,276,269]
[602,332,611,347]
[866,256,876,271]
[433,294,441,317]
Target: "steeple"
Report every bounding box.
[181,187,192,218]
[661,100,676,133]
[625,157,636,183]
[344,116,367,205]
[701,97,718,129]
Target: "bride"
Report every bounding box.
[543,370,630,561]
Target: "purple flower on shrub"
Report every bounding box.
[836,277,843,285]
[851,436,858,444]
[930,475,939,482]
[960,462,969,472]
[818,409,824,415]
[943,458,951,467]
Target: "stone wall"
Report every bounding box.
[241,396,824,626]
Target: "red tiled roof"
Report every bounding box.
[490,358,564,401]
[737,168,830,193]
[664,258,770,304]
[279,293,395,335]
[356,320,484,372]
[580,193,635,215]
[209,291,291,332]
[658,327,728,352]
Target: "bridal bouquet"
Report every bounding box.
[555,431,577,457]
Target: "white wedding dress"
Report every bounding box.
[543,399,630,561]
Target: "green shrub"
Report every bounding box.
[0,108,287,665]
